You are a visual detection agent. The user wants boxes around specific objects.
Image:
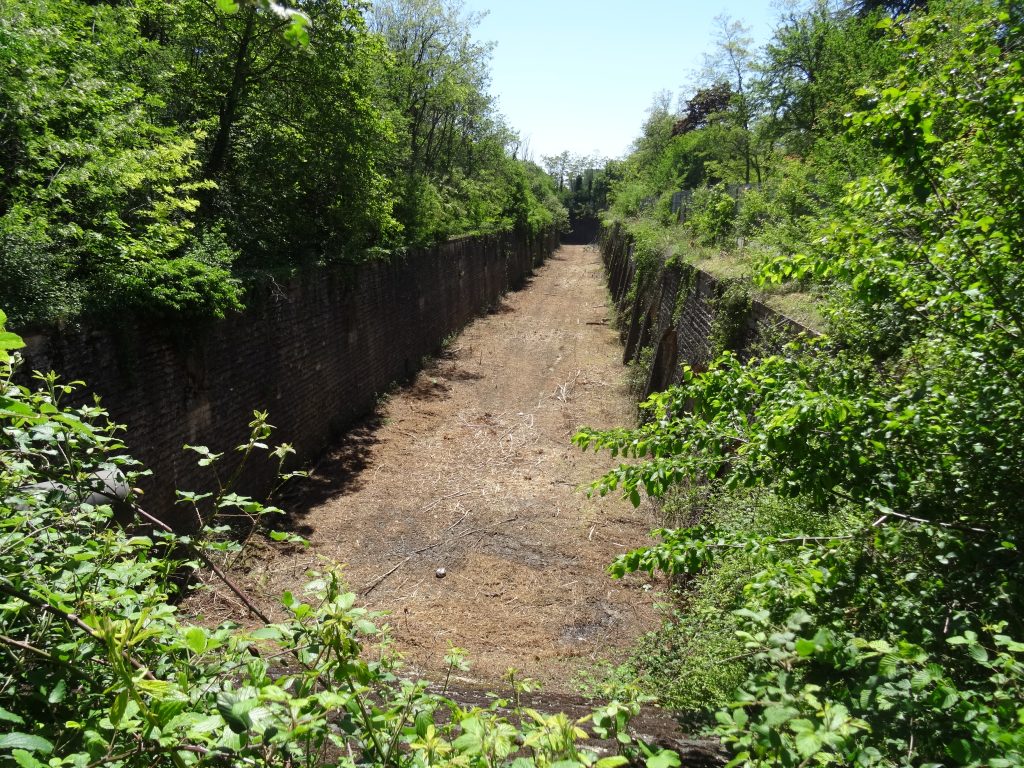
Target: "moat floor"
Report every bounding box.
[194,244,660,691]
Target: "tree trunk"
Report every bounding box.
[205,7,256,181]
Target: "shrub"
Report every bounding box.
[686,186,736,246]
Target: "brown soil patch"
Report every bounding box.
[199,245,659,691]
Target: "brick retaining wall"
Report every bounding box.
[20,228,557,526]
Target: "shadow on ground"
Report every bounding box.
[275,413,384,534]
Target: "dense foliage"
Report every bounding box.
[0,0,564,328]
[540,152,611,231]
[578,1,1024,765]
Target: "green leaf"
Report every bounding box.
[0,734,53,754]
[0,707,25,725]
[217,692,257,734]
[184,627,208,654]
[0,331,25,352]
[110,691,128,727]
[47,680,67,704]
[0,397,36,418]
[645,750,681,768]
[794,730,823,759]
[763,706,798,727]
[948,738,973,764]
[12,750,46,768]
[355,619,378,635]
[910,669,933,691]
[795,638,818,658]
[249,627,283,641]
[283,13,310,47]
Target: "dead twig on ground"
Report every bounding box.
[418,490,476,515]
[363,557,412,596]
[458,516,519,544]
[441,510,470,533]
[555,370,582,403]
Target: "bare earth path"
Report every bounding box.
[233,245,658,691]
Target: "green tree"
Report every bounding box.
[701,15,760,184]
[370,0,516,243]
[0,0,240,325]
[163,0,400,266]
[759,1,894,157]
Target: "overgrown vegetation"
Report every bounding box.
[578,1,1024,765]
[540,153,611,234]
[598,0,907,321]
[0,0,565,328]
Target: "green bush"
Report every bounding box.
[113,257,243,321]
[686,186,736,246]
[0,206,82,327]
[620,485,843,712]
[576,4,1024,765]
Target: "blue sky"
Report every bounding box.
[460,1,781,163]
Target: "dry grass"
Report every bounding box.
[183,246,660,692]
[677,239,824,332]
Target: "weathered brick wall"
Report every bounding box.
[20,228,557,527]
[600,222,811,398]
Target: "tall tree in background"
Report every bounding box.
[370,0,514,243]
[0,0,563,327]
[760,0,894,158]
[701,15,760,184]
[165,0,400,265]
[541,150,572,192]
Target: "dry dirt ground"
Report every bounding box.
[199,245,660,692]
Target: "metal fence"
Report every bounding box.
[670,183,761,223]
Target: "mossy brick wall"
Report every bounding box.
[20,228,557,527]
[600,221,811,398]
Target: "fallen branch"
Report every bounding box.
[555,370,582,402]
[457,516,519,542]
[410,511,472,555]
[132,504,273,624]
[418,490,476,515]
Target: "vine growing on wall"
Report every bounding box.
[707,282,751,360]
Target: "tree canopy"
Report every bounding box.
[0,0,565,328]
